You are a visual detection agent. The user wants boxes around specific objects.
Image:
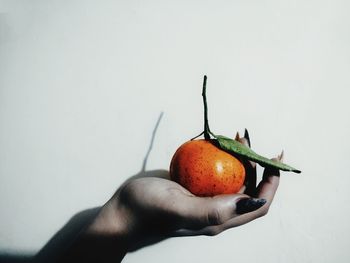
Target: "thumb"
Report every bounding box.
[173,194,267,237]
[179,193,264,229]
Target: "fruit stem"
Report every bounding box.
[191,75,216,141]
[202,75,212,140]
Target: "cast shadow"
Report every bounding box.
[0,253,33,263]
[33,112,167,262]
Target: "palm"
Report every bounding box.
[119,172,248,237]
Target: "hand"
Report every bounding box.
[59,130,283,262]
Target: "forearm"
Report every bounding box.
[57,199,130,263]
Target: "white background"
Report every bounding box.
[1,0,350,262]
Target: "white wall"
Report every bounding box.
[1,0,350,262]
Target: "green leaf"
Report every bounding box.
[214,135,301,173]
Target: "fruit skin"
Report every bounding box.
[170,139,246,197]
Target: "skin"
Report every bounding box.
[56,135,282,263]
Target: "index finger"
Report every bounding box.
[232,154,282,223]
[256,168,280,209]
[256,153,283,212]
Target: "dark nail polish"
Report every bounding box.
[236,198,266,214]
[244,128,251,147]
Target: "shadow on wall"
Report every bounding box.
[0,112,165,263]
[0,254,33,263]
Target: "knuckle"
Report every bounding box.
[207,208,223,226]
[118,180,138,202]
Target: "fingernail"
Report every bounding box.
[244,128,251,147]
[278,150,284,162]
[235,132,240,141]
[236,198,266,214]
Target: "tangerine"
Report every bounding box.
[170,139,245,197]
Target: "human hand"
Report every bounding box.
[86,130,283,253]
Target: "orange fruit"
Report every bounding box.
[170,139,246,197]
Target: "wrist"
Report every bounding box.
[58,197,131,263]
[86,197,130,238]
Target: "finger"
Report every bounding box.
[242,129,256,169]
[235,131,240,141]
[236,129,257,196]
[177,193,248,230]
[236,198,267,214]
[173,197,267,237]
[255,153,283,211]
[217,153,283,230]
[236,129,255,167]
[260,153,282,183]
[242,160,257,196]
[258,174,279,202]
[278,150,284,162]
[244,128,251,147]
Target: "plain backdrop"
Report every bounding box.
[1,0,350,262]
